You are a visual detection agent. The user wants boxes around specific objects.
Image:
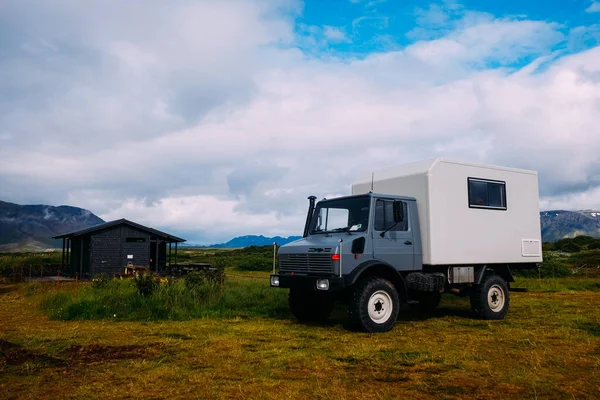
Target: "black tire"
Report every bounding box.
[288,289,335,322]
[348,277,399,333]
[409,291,442,313]
[470,274,509,320]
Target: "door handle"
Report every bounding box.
[404,240,412,245]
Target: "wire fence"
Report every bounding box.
[1,264,66,282]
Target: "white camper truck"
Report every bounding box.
[271,159,542,332]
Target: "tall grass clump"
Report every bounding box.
[133,273,159,297]
[40,272,288,321]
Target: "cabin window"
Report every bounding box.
[468,178,507,210]
[125,237,146,243]
[374,200,408,231]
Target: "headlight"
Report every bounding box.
[316,279,329,291]
[270,275,280,287]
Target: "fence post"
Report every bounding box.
[272,242,277,275]
[220,270,224,298]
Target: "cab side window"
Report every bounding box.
[374,200,408,231]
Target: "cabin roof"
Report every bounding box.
[52,218,186,243]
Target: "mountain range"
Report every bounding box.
[540,210,600,242]
[201,235,302,248]
[1,200,600,251]
[0,200,105,252]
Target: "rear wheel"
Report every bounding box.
[288,289,335,322]
[470,274,509,319]
[348,277,399,333]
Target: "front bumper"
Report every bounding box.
[270,274,346,292]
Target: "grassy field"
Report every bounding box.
[1,274,600,399]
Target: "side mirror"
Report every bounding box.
[393,201,404,223]
[351,237,366,254]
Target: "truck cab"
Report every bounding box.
[275,193,421,282]
[271,193,431,332]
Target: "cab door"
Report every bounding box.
[372,199,415,271]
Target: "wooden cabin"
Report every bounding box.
[53,219,186,278]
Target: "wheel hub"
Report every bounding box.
[487,284,505,312]
[368,290,393,324]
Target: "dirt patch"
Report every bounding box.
[0,339,65,366]
[65,343,164,363]
[0,285,17,295]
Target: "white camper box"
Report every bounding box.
[352,158,542,266]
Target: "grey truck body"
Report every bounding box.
[270,159,541,332]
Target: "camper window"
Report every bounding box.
[468,178,506,210]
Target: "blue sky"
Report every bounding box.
[296,0,599,56]
[0,0,599,244]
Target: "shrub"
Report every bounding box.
[588,241,600,250]
[554,239,581,253]
[133,273,159,297]
[568,250,600,268]
[91,273,110,289]
[204,267,225,285]
[238,255,272,271]
[184,271,205,291]
[572,235,597,246]
[515,255,571,278]
[542,242,555,252]
[539,257,571,278]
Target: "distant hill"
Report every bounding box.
[540,210,600,242]
[205,235,302,248]
[0,200,104,252]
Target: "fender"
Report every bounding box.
[475,264,515,284]
[345,260,408,302]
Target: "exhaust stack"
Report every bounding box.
[303,196,317,237]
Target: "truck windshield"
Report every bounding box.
[309,196,370,234]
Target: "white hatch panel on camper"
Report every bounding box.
[352,159,542,265]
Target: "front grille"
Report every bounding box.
[279,253,333,274]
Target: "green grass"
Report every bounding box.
[39,276,288,321]
[2,276,600,399]
[37,276,600,323]
[514,277,600,292]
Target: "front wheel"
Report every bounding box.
[470,274,509,320]
[348,277,399,333]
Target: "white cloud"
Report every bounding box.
[0,1,599,243]
[99,195,305,241]
[541,186,600,211]
[352,15,389,30]
[323,26,350,42]
[586,1,600,13]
